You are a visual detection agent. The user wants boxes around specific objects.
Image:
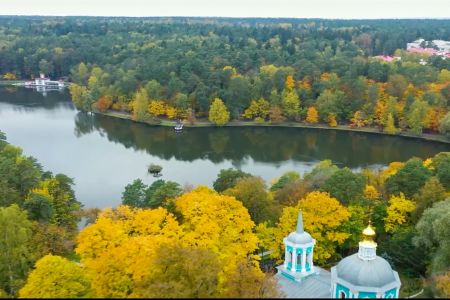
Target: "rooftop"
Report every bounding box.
[276,266,331,298]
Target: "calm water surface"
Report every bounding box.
[1,87,449,208]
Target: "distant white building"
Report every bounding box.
[406,38,425,50]
[432,40,450,52]
[406,38,450,59]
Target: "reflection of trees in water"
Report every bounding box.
[209,130,229,156]
[72,112,450,167]
[0,87,71,110]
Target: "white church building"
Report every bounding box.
[276,211,401,298]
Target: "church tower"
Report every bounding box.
[276,211,317,282]
[330,223,401,298]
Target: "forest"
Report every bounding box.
[1,16,450,298]
[0,129,449,298]
[1,17,450,137]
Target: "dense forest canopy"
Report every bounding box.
[1,17,450,133]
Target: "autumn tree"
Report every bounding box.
[243,98,270,120]
[385,158,432,198]
[305,107,319,124]
[19,254,91,298]
[384,113,399,134]
[76,206,182,298]
[281,90,300,120]
[0,205,36,296]
[222,257,281,298]
[434,270,450,298]
[384,193,416,233]
[209,98,230,126]
[165,105,178,119]
[285,75,295,91]
[95,96,112,113]
[270,191,350,264]
[273,179,310,207]
[175,187,259,282]
[224,176,279,224]
[132,88,150,122]
[407,98,429,135]
[3,72,17,80]
[350,111,367,128]
[29,175,81,232]
[134,245,221,298]
[327,113,337,127]
[148,100,166,117]
[269,106,286,124]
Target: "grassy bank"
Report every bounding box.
[0,80,23,86]
[98,110,450,145]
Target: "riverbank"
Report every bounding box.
[0,80,23,86]
[99,110,450,145]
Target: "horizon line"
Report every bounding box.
[1,15,450,20]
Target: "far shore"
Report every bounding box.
[98,110,450,145]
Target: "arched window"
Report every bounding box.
[339,291,346,299]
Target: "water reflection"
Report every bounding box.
[1,87,449,208]
[73,111,450,168]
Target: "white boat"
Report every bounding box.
[174,123,183,131]
[15,73,66,89]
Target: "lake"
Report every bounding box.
[1,87,449,208]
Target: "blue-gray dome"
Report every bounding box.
[336,254,397,288]
[287,231,313,244]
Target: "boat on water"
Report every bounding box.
[174,120,184,131]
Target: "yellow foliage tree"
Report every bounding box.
[3,72,17,80]
[148,100,166,117]
[281,90,300,120]
[19,254,91,298]
[423,158,434,170]
[243,98,270,120]
[435,270,450,298]
[209,98,230,126]
[285,75,295,91]
[384,193,416,233]
[379,161,404,184]
[76,206,182,297]
[271,191,350,264]
[384,113,399,134]
[437,69,450,83]
[327,113,337,127]
[350,111,367,128]
[175,186,259,287]
[306,107,319,124]
[364,185,380,201]
[132,88,149,121]
[74,189,260,297]
[165,106,178,119]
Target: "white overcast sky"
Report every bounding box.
[1,0,449,19]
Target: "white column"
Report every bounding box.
[284,248,289,268]
[301,248,306,272]
[291,248,297,271]
[309,249,313,268]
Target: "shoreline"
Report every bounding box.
[98,110,450,145]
